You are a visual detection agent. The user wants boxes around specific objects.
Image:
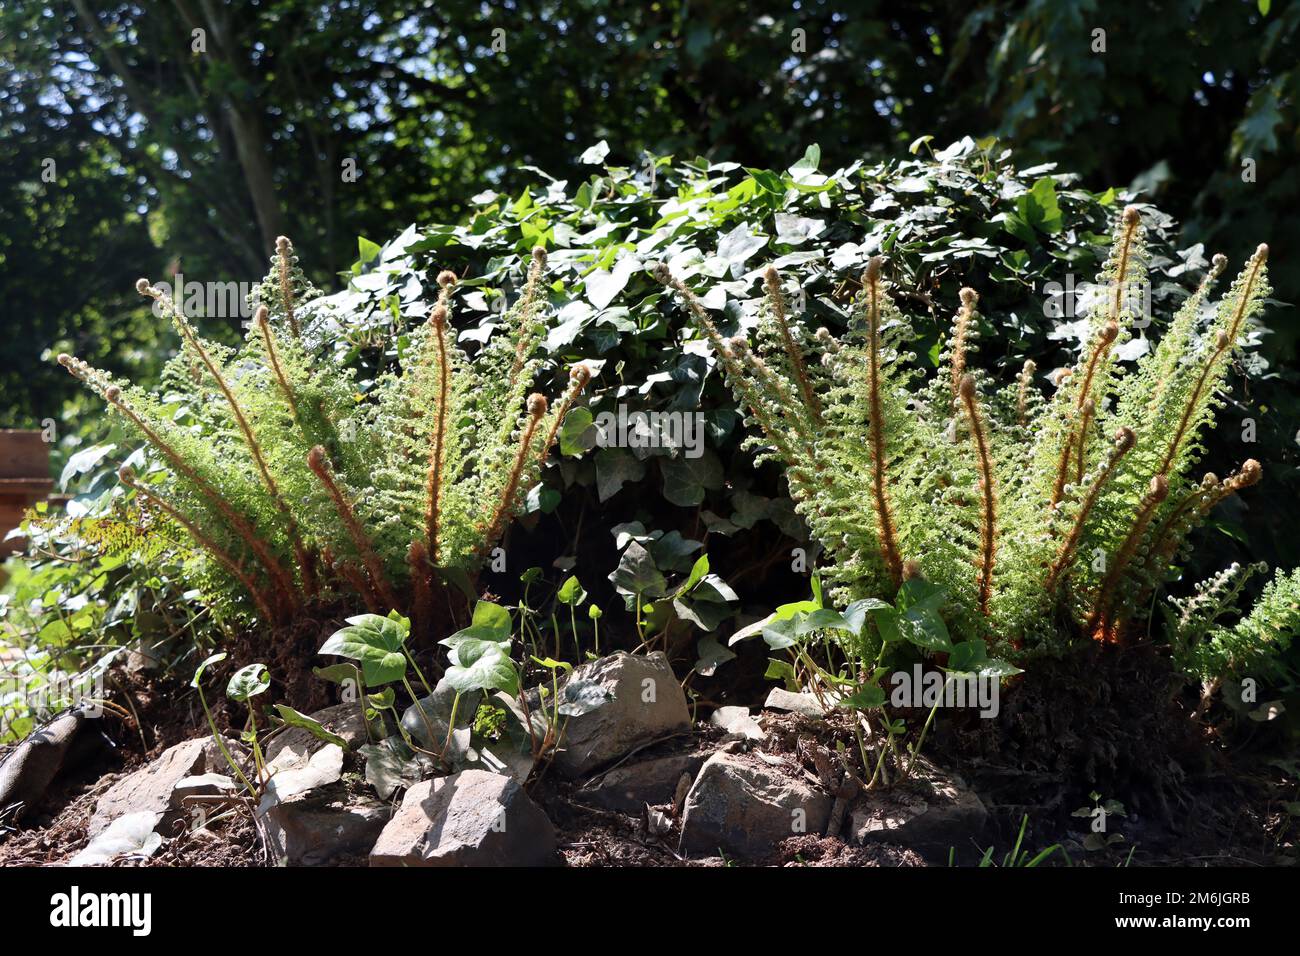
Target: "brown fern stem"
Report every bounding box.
[407,540,435,637]
[654,265,819,497]
[949,288,977,400]
[959,375,998,615]
[1074,398,1096,485]
[1144,460,1262,589]
[307,446,399,612]
[478,394,547,558]
[538,364,592,464]
[764,266,822,422]
[1107,206,1142,325]
[275,236,300,339]
[62,360,299,611]
[255,306,302,427]
[863,257,904,587]
[508,248,547,389]
[141,281,318,597]
[1044,427,1135,592]
[336,560,382,613]
[119,467,279,624]
[1051,321,1118,506]
[1157,249,1266,477]
[424,303,453,565]
[1016,360,1036,428]
[1087,474,1170,643]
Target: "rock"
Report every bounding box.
[369,769,556,867]
[0,710,89,821]
[265,703,369,764]
[763,688,828,717]
[260,744,344,807]
[850,761,986,857]
[200,735,250,776]
[256,726,378,865]
[551,651,690,778]
[708,706,764,742]
[169,772,237,811]
[577,752,707,813]
[67,811,164,866]
[679,750,831,861]
[88,739,208,837]
[261,781,389,865]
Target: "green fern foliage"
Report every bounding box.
[1172,564,1300,686]
[657,207,1288,677]
[58,242,587,633]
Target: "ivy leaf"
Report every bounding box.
[761,614,801,650]
[445,640,519,696]
[694,635,736,676]
[842,598,892,637]
[225,663,270,702]
[595,447,645,501]
[610,541,668,599]
[660,450,723,507]
[715,222,768,267]
[319,614,409,686]
[558,407,596,456]
[578,140,610,164]
[839,685,886,711]
[898,608,953,652]
[795,608,854,635]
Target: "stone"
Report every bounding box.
[576,752,707,813]
[679,750,831,861]
[261,781,389,865]
[763,688,828,717]
[0,710,88,820]
[200,735,250,776]
[551,651,690,778]
[260,744,344,807]
[88,738,207,837]
[67,811,164,866]
[168,773,238,818]
[369,769,556,867]
[850,761,986,856]
[708,706,764,742]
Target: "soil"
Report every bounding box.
[2,642,1295,868]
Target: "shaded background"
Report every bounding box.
[2,0,1297,427]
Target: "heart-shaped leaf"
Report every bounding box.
[319,615,409,686]
[226,663,270,702]
[446,640,519,695]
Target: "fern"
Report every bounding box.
[58,243,587,634]
[1171,563,1300,708]
[657,207,1290,677]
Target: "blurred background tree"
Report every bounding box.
[1,0,1296,427]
